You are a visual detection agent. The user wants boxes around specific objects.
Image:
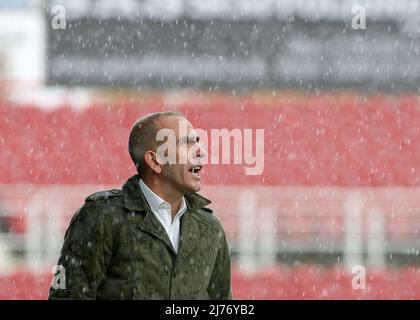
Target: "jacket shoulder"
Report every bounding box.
[200,207,213,214]
[194,207,226,233]
[85,189,122,202]
[66,189,123,235]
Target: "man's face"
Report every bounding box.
[156,116,206,193]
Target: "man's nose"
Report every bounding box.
[196,143,207,159]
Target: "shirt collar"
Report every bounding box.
[139,178,187,216]
[122,175,212,213]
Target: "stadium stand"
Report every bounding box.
[1,93,420,299]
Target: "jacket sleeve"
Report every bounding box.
[49,203,113,299]
[207,228,233,300]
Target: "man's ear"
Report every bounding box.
[144,151,162,174]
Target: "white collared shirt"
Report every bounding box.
[139,179,187,254]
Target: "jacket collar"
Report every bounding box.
[121,175,212,258]
[122,174,211,213]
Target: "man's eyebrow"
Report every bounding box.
[188,134,200,141]
[178,136,189,143]
[179,134,200,143]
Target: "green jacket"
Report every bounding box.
[49,175,232,300]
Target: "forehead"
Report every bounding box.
[157,115,194,137]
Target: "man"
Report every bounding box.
[49,111,232,299]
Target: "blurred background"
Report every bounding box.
[1,0,420,299]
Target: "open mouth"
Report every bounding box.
[188,165,202,177]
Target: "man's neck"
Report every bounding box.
[141,177,183,218]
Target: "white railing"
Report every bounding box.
[1,184,420,273]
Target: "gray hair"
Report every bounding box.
[128,111,185,175]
